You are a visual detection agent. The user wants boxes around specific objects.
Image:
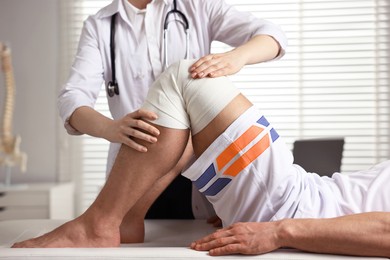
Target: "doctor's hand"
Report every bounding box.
[190,35,281,79]
[104,109,160,152]
[191,221,282,256]
[190,51,246,79]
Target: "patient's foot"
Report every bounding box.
[11,215,120,248]
[119,215,145,243]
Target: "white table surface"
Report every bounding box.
[0,219,385,260]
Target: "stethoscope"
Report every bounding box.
[106,0,190,97]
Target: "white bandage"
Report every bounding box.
[141,60,240,135]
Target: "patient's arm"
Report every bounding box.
[191,212,390,257]
[283,212,390,257]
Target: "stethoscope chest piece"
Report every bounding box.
[106,80,119,97]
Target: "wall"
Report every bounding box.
[0,0,60,183]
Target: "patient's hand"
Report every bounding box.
[191,221,281,256]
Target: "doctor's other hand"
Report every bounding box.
[190,51,246,79]
[104,109,160,152]
[191,221,282,256]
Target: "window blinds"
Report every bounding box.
[60,0,390,214]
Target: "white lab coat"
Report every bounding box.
[57,0,287,218]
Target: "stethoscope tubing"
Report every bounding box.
[163,0,190,69]
[107,13,119,97]
[163,27,189,69]
[108,0,189,97]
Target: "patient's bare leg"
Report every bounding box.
[11,92,251,248]
[12,127,190,248]
[118,94,252,244]
[119,138,193,243]
[191,94,252,157]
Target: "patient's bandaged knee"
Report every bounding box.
[141,60,240,135]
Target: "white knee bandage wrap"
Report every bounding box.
[141,60,240,135]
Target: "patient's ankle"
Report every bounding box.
[119,216,145,243]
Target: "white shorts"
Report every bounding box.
[183,106,304,226]
[182,106,390,226]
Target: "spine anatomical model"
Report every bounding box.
[0,42,27,180]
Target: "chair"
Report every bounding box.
[292,138,344,177]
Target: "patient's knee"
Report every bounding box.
[141,60,240,135]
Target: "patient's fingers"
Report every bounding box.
[191,226,233,249]
[209,243,245,256]
[191,222,282,256]
[191,229,253,256]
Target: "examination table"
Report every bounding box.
[0,219,386,259]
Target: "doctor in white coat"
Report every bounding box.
[57,0,287,243]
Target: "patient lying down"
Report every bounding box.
[12,61,390,257]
